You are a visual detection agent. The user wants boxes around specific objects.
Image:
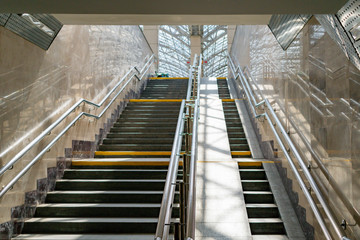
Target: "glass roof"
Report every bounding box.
[158,25,228,77]
[158,25,191,77]
[202,25,228,77]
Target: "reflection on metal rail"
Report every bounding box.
[227,53,349,240]
[0,55,155,198]
[155,54,201,240]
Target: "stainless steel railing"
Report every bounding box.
[0,55,155,198]
[241,65,360,230]
[185,54,202,240]
[155,54,201,240]
[227,53,349,239]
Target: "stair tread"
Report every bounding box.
[246,203,277,208]
[65,169,168,172]
[249,218,283,223]
[244,191,272,194]
[37,203,162,207]
[241,180,269,182]
[25,217,175,223]
[252,235,288,240]
[56,179,166,182]
[48,191,166,194]
[13,234,159,240]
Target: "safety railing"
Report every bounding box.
[227,53,350,240]
[155,54,201,240]
[0,55,155,198]
[241,65,360,232]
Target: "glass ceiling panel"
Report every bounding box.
[158,25,191,77]
[202,25,228,77]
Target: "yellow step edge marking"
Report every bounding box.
[221,99,244,102]
[129,99,183,102]
[237,160,275,167]
[149,77,188,80]
[217,77,227,79]
[72,160,184,166]
[95,151,172,156]
[231,151,252,156]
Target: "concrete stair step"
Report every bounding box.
[243,191,274,203]
[63,169,170,179]
[252,235,288,240]
[113,122,177,127]
[248,218,286,235]
[55,179,167,191]
[228,138,248,144]
[98,144,176,151]
[21,217,178,234]
[239,169,266,179]
[127,102,181,106]
[117,118,178,123]
[246,204,280,218]
[119,113,179,117]
[228,132,246,138]
[46,191,179,203]
[110,127,175,133]
[103,138,175,144]
[106,133,175,138]
[34,203,179,218]
[241,180,271,191]
[123,109,180,113]
[230,144,250,151]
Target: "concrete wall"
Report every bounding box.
[230,17,360,239]
[0,25,153,227]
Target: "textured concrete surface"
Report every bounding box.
[263,163,306,240]
[196,77,251,239]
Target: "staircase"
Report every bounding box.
[217,78,251,158]
[13,78,187,239]
[95,78,188,158]
[240,163,287,237]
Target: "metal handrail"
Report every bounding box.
[155,100,186,240]
[185,54,202,240]
[155,54,201,240]
[243,62,360,231]
[0,55,155,198]
[227,53,348,239]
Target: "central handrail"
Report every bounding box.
[185,54,201,240]
[0,55,155,198]
[155,54,201,240]
[227,53,348,240]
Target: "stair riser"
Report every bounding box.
[239,171,266,180]
[102,138,176,144]
[63,171,169,179]
[22,222,160,234]
[98,145,184,151]
[246,208,280,218]
[241,182,270,191]
[46,193,179,203]
[55,182,169,191]
[35,207,179,218]
[249,223,286,235]
[244,194,274,204]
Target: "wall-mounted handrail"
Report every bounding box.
[0,55,155,198]
[0,55,154,178]
[244,59,360,228]
[227,53,348,239]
